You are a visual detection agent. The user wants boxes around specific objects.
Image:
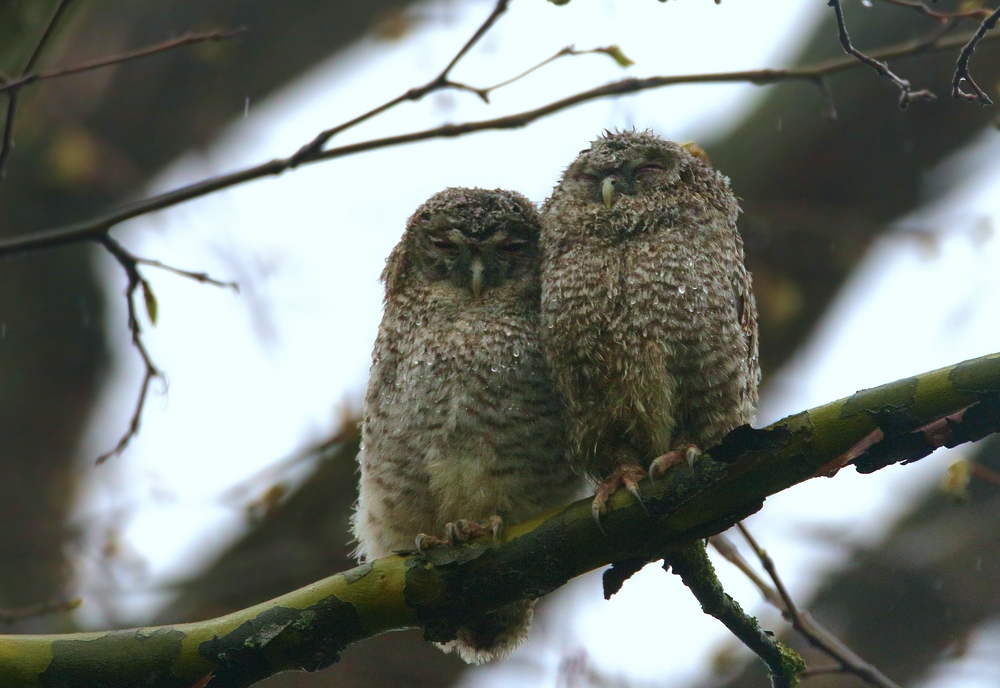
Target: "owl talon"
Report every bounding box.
[415,533,447,554]
[650,444,703,479]
[686,446,702,468]
[592,503,607,535]
[627,484,649,516]
[591,463,648,530]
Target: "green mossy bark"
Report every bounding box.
[0,353,996,687]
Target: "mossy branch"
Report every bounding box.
[3,353,999,688]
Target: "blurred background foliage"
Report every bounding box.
[0,0,998,686]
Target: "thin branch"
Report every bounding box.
[712,525,903,688]
[0,598,81,624]
[952,6,1000,105]
[3,27,997,261]
[0,0,77,177]
[0,353,998,687]
[287,0,510,164]
[828,0,936,108]
[95,236,236,463]
[877,0,996,23]
[0,29,245,95]
[472,44,634,101]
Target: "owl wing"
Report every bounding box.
[733,234,760,409]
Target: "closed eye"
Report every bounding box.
[635,162,667,177]
[497,239,528,255]
[432,238,458,254]
[573,172,599,183]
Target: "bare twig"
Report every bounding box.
[878,0,996,23]
[828,0,936,108]
[0,0,77,177]
[95,236,236,463]
[952,6,1000,105]
[0,29,245,95]
[287,0,511,164]
[0,598,82,623]
[472,44,633,101]
[708,525,902,688]
[3,27,997,261]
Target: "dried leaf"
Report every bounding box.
[601,45,634,68]
[141,278,158,326]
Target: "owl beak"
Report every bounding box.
[470,256,485,299]
[602,177,616,209]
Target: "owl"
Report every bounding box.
[540,130,759,519]
[352,187,582,663]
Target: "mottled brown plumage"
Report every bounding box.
[352,187,581,663]
[540,130,759,514]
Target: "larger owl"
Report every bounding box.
[352,187,582,663]
[540,130,759,516]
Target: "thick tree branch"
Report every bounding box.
[0,352,998,687]
[1,28,998,259]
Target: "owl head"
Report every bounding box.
[385,187,542,301]
[553,130,713,210]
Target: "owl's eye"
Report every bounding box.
[497,239,528,255]
[431,238,458,254]
[573,172,599,184]
[635,162,667,177]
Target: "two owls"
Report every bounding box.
[352,130,759,663]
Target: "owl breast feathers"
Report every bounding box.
[352,187,581,663]
[540,130,760,482]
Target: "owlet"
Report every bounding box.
[540,130,759,516]
[352,187,582,663]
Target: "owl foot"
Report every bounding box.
[415,515,503,553]
[592,463,648,531]
[649,444,702,480]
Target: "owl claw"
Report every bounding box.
[686,446,702,468]
[592,503,607,534]
[627,484,649,516]
[592,463,648,531]
[649,444,703,479]
[415,532,446,554]
[419,516,503,553]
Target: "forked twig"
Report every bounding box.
[709,526,901,688]
[952,6,1000,105]
[96,236,236,463]
[828,0,936,108]
[0,0,77,177]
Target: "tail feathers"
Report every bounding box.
[435,600,535,664]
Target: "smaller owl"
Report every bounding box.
[540,130,759,519]
[352,187,582,663]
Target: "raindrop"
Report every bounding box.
[677,285,687,294]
